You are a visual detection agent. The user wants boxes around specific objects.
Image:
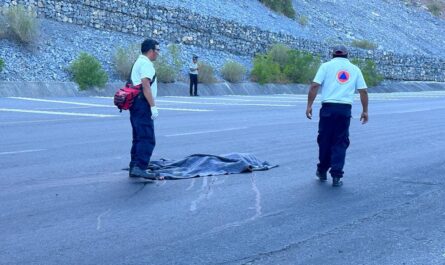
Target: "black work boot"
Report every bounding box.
[316,170,327,182]
[332,177,343,187]
[129,167,158,180]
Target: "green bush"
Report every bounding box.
[251,55,283,84]
[153,44,183,83]
[69,52,108,90]
[113,44,139,81]
[0,58,4,72]
[251,44,320,84]
[351,58,384,87]
[4,4,39,44]
[269,44,291,69]
[221,60,246,83]
[259,0,296,18]
[0,10,8,38]
[351,39,377,50]
[298,15,309,26]
[154,59,177,83]
[427,2,443,16]
[197,62,217,84]
[283,50,320,84]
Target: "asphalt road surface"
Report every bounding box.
[1,92,445,265]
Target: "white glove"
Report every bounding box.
[151,106,159,120]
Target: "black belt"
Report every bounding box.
[322,102,352,109]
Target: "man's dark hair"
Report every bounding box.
[141,39,159,54]
[333,54,348,58]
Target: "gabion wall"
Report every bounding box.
[3,0,445,81]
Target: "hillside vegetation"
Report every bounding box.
[0,0,444,85]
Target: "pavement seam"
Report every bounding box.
[220,188,442,265]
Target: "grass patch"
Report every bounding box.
[0,11,8,38]
[198,62,217,84]
[251,44,320,84]
[351,58,384,87]
[427,2,443,16]
[351,39,377,50]
[283,50,320,84]
[251,55,283,84]
[114,43,183,83]
[0,58,4,72]
[221,60,246,83]
[69,52,108,90]
[298,15,309,26]
[154,44,183,83]
[259,0,296,18]
[113,44,139,81]
[3,4,39,44]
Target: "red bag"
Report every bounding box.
[114,60,156,112]
[113,83,142,112]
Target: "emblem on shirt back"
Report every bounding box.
[336,70,350,84]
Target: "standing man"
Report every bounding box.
[129,39,160,179]
[306,45,369,187]
[189,55,199,96]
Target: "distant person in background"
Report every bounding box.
[189,55,199,96]
[306,45,369,187]
[128,38,160,179]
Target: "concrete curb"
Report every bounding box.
[0,81,444,98]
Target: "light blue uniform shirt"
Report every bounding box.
[313,58,367,104]
[131,55,157,98]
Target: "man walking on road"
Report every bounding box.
[129,39,160,179]
[189,55,199,96]
[306,45,369,187]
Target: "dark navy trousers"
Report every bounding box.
[129,94,155,170]
[317,103,351,178]
[189,74,198,96]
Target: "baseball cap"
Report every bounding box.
[332,45,348,56]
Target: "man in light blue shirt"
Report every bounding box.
[306,45,369,187]
[129,39,160,179]
[189,55,199,96]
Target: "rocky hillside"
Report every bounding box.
[408,0,445,19]
[0,0,444,82]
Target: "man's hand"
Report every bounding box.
[360,112,368,124]
[151,106,159,120]
[306,82,319,120]
[306,106,312,119]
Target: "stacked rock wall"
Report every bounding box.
[3,0,445,81]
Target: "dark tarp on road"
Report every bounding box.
[146,153,278,180]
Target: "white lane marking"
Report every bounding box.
[95,96,296,107]
[91,97,213,111]
[163,96,305,103]
[0,117,98,125]
[8,97,113,107]
[157,99,295,107]
[225,92,445,100]
[224,95,307,99]
[165,127,248,137]
[0,108,118,118]
[0,149,47,155]
[377,106,445,114]
[158,107,212,112]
